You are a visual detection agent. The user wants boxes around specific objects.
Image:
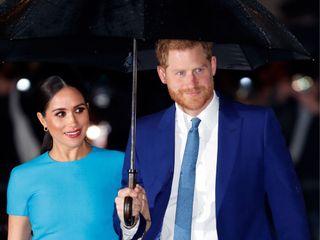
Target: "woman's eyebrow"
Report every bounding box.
[51,103,86,112]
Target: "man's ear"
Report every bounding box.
[37,112,47,129]
[211,56,217,76]
[157,66,167,84]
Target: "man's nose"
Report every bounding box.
[186,72,197,85]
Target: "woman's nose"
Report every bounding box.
[67,113,77,125]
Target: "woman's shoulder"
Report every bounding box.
[10,152,49,177]
[90,146,124,160]
[88,147,124,172]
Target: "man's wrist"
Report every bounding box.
[121,213,149,240]
[121,216,140,240]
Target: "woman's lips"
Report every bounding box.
[64,129,81,138]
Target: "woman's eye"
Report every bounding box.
[75,107,85,113]
[55,112,66,118]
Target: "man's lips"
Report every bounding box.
[183,88,201,95]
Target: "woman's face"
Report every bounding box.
[37,86,90,150]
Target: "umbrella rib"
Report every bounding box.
[235,0,272,47]
[0,0,32,24]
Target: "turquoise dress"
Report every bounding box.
[7,146,123,240]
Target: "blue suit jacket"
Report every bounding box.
[114,96,310,239]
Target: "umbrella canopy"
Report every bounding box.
[0,0,311,70]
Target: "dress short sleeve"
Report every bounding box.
[7,167,30,216]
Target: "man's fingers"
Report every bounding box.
[115,186,150,224]
[118,187,138,198]
[132,197,142,216]
[135,184,146,194]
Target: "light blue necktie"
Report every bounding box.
[174,117,201,240]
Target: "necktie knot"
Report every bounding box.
[191,117,201,130]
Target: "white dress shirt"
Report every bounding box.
[160,92,219,240]
[122,92,219,240]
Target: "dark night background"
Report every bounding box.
[0,0,318,239]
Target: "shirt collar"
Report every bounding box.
[175,91,219,132]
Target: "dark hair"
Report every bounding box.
[37,76,87,154]
[37,76,67,115]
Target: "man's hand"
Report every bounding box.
[115,184,151,230]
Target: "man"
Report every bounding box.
[114,39,309,239]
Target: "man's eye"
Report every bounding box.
[176,71,185,76]
[55,112,66,118]
[194,68,203,73]
[76,107,85,113]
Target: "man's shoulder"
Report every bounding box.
[137,104,175,124]
[220,96,270,116]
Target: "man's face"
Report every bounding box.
[157,45,216,116]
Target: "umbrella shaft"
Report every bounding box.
[130,38,137,171]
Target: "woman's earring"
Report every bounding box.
[44,127,48,132]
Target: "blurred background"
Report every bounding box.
[0,0,318,239]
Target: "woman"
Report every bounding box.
[7,76,124,239]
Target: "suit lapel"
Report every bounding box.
[216,98,242,216]
[146,105,176,208]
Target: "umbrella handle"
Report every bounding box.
[123,169,137,227]
[124,197,135,226]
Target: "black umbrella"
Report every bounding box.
[0,0,311,70]
[0,0,312,226]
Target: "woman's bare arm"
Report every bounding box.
[8,215,31,240]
